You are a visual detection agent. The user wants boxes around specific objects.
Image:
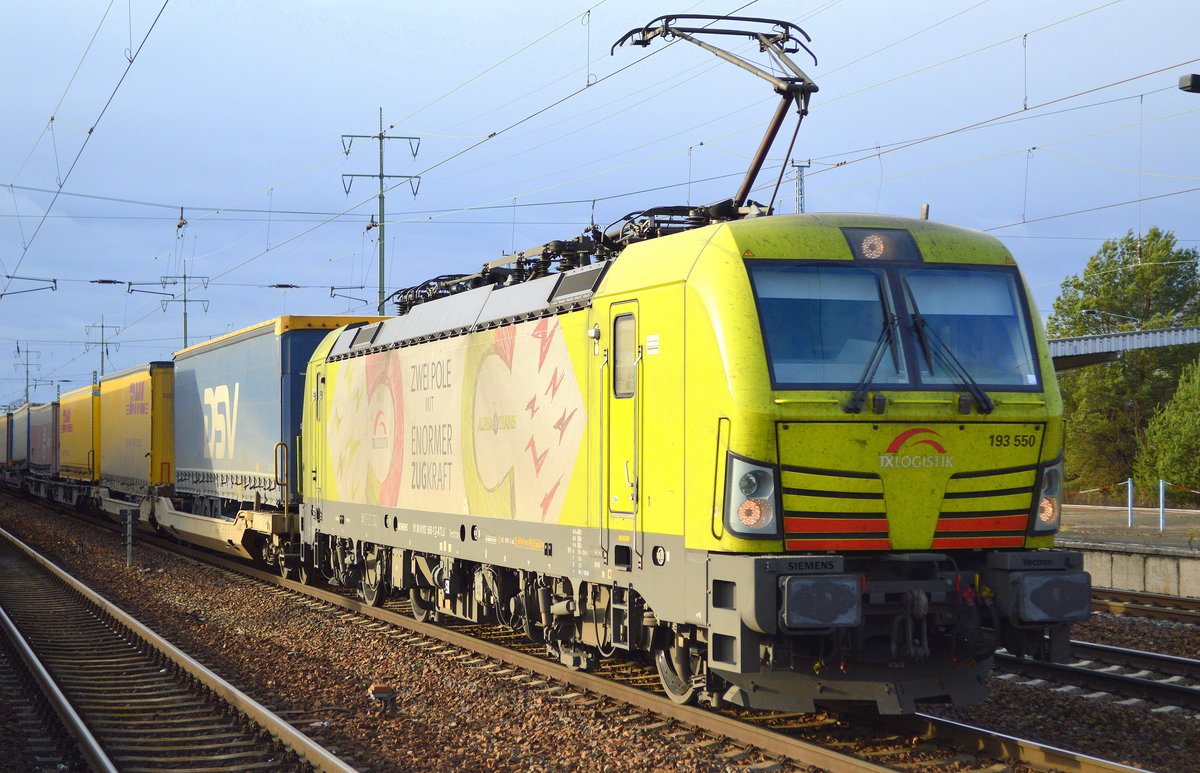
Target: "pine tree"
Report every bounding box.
[1047,228,1200,498]
[1137,358,1200,507]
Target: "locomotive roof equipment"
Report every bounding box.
[390,15,820,316]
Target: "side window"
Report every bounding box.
[613,314,636,398]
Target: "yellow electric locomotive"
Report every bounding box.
[295,14,1088,714]
[299,209,1089,713]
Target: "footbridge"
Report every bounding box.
[1049,326,1200,371]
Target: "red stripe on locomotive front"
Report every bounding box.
[786,538,892,551]
[931,536,1026,549]
[784,516,889,533]
[934,515,1028,532]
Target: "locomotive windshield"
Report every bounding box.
[751,265,908,386]
[748,262,1040,391]
[900,268,1038,388]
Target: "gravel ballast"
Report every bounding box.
[0,499,785,772]
[0,496,1195,772]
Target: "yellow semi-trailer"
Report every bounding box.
[58,386,100,482]
[300,213,1090,713]
[97,362,174,519]
[51,385,101,507]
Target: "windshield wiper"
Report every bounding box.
[845,313,898,414]
[904,283,995,414]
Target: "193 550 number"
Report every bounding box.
[988,434,1037,448]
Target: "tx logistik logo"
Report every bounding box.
[880,427,953,469]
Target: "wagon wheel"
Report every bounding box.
[277,542,301,581]
[655,642,702,705]
[410,587,438,623]
[360,546,389,607]
[259,539,278,569]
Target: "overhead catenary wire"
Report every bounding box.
[0,1,1132,249]
[80,45,1200,339]
[798,55,1200,185]
[383,7,1193,232]
[5,2,723,382]
[6,80,1188,227]
[397,0,613,130]
[7,3,1153,235]
[2,0,171,296]
[456,0,1125,205]
[796,104,1200,202]
[6,2,1194,401]
[986,186,1200,232]
[5,1,118,193]
[2,0,628,335]
[112,1,633,247]
[11,52,1196,305]
[143,3,766,293]
[385,58,1200,233]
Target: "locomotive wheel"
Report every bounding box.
[655,644,700,705]
[410,587,438,623]
[361,572,385,607]
[296,559,317,586]
[521,614,540,644]
[360,547,388,607]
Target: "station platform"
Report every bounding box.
[1058,504,1200,553]
[1057,504,1200,598]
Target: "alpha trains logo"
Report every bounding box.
[880,427,953,469]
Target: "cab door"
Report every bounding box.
[605,303,640,568]
[303,368,327,539]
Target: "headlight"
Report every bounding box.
[1030,459,1063,534]
[739,470,770,496]
[1016,571,1091,623]
[781,575,862,628]
[738,498,772,528]
[726,455,779,538]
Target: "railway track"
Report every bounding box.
[0,498,1159,772]
[1091,588,1200,624]
[0,524,360,773]
[0,633,79,770]
[996,641,1200,714]
[153,538,1147,773]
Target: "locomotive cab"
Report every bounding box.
[652,213,1091,712]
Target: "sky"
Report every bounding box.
[2,0,1198,406]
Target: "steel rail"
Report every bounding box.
[0,605,117,773]
[1091,588,1200,624]
[218,557,895,773]
[995,649,1200,711]
[906,714,1150,773]
[1071,640,1200,678]
[0,524,358,773]
[188,542,1151,773]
